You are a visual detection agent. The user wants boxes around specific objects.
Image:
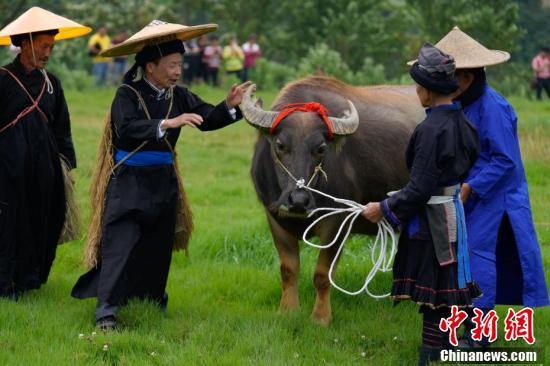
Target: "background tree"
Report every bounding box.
[0,0,543,95]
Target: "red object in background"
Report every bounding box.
[504,307,536,345]
[439,305,469,346]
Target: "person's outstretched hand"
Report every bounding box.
[162,113,203,129]
[225,81,254,108]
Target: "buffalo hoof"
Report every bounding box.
[311,311,332,326]
[279,297,300,312]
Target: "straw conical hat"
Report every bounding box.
[101,20,217,57]
[0,6,91,45]
[407,26,510,68]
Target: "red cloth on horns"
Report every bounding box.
[270,102,334,139]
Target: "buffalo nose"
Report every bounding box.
[288,189,310,211]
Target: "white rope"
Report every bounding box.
[275,158,398,298]
[298,181,397,298]
[40,69,54,94]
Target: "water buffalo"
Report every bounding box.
[241,76,424,325]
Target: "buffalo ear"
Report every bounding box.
[331,135,346,155]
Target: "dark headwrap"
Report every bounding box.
[10,29,59,47]
[123,40,185,84]
[410,43,459,94]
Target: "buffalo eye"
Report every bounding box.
[275,139,287,154]
[314,142,327,156]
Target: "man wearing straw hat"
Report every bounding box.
[0,7,89,300]
[428,27,549,347]
[71,20,251,330]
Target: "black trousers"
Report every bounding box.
[535,77,550,100]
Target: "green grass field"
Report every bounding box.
[0,85,548,365]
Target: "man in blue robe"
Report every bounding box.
[433,27,549,347]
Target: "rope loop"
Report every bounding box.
[274,157,397,298]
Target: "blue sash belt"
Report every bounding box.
[454,189,472,289]
[114,149,173,166]
[426,185,472,289]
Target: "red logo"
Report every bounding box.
[504,308,535,345]
[470,308,499,343]
[439,306,468,346]
[439,306,536,346]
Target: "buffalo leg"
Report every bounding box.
[267,213,300,311]
[311,221,342,326]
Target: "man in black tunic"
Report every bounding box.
[71,20,252,330]
[0,7,90,300]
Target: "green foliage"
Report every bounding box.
[297,43,354,82]
[406,0,522,53]
[296,43,392,86]
[354,57,390,85]
[266,0,416,77]
[0,0,545,94]
[252,58,296,91]
[517,0,550,64]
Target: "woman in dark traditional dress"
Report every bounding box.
[362,43,481,365]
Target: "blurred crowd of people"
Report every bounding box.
[182,33,261,86]
[86,25,261,88]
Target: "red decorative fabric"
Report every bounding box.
[270,102,334,139]
[0,67,47,134]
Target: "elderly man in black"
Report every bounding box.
[72,20,252,330]
[0,7,89,300]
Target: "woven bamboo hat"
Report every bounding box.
[407,26,510,69]
[101,20,217,57]
[0,6,91,45]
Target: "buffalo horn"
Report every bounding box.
[328,100,360,135]
[239,84,278,129]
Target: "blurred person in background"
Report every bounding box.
[183,39,201,85]
[110,30,129,86]
[223,35,244,81]
[531,46,550,100]
[88,25,111,87]
[203,35,222,86]
[241,34,261,82]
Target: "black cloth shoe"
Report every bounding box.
[96,315,117,331]
[418,346,441,366]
